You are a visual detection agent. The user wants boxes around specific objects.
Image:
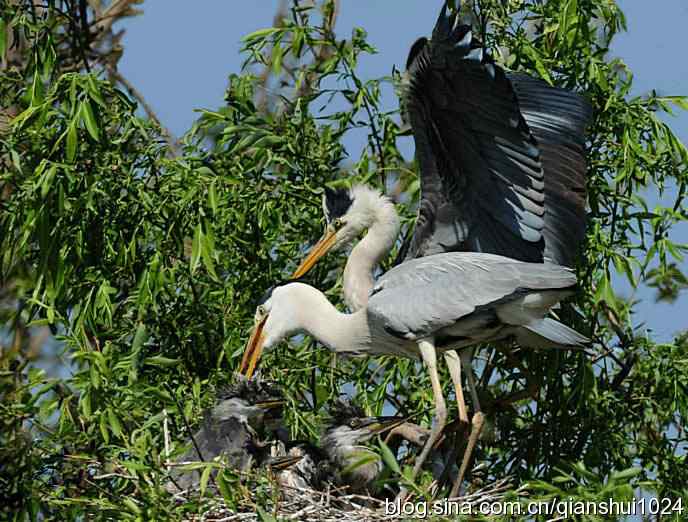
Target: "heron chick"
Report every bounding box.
[168,376,284,492]
[320,400,406,495]
[272,400,406,496]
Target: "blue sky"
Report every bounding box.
[117,1,687,340]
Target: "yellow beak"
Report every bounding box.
[267,454,303,471]
[365,416,408,435]
[291,226,338,279]
[239,315,267,378]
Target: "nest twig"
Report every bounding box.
[180,479,514,522]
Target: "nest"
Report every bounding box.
[178,479,514,522]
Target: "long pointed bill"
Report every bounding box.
[267,455,303,471]
[239,316,267,378]
[364,416,408,436]
[291,227,337,279]
[255,399,285,410]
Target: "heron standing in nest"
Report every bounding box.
[285,0,591,497]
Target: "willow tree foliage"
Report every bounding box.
[1,0,687,520]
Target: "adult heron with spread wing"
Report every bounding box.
[285,0,591,495]
[292,5,591,298]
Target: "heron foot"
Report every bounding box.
[384,422,429,448]
[449,411,485,498]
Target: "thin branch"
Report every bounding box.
[109,68,179,153]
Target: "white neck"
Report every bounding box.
[343,193,400,311]
[280,283,371,353]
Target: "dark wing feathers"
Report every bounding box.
[401,4,591,267]
[369,252,577,339]
[507,73,591,266]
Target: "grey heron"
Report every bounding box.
[239,253,588,496]
[271,400,407,495]
[168,377,284,492]
[289,0,591,495]
[320,400,407,495]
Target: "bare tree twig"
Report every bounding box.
[92,0,143,35]
[108,68,179,153]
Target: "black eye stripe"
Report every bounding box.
[324,187,353,220]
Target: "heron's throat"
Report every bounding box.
[344,196,400,311]
[291,284,371,354]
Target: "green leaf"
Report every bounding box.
[108,408,122,437]
[66,121,77,162]
[40,164,57,197]
[199,464,213,497]
[341,452,379,476]
[292,29,304,57]
[122,498,141,515]
[379,438,401,474]
[208,181,218,215]
[11,105,41,131]
[201,231,218,281]
[610,467,642,482]
[657,96,688,111]
[81,390,92,418]
[190,223,202,275]
[242,27,279,42]
[529,48,553,85]
[144,356,180,367]
[0,19,6,58]
[30,69,44,107]
[271,42,283,75]
[217,473,234,505]
[99,412,110,444]
[87,75,106,107]
[560,0,579,48]
[132,323,148,353]
[80,100,100,141]
[197,166,215,177]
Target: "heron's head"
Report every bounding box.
[323,415,405,449]
[208,396,282,429]
[238,283,305,378]
[323,399,405,449]
[212,376,285,427]
[321,401,405,487]
[291,185,395,279]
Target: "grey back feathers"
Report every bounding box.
[368,252,579,342]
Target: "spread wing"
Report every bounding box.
[368,252,577,340]
[507,73,591,266]
[399,4,591,267]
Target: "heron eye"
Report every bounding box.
[334,218,344,229]
[257,305,266,316]
[349,419,359,428]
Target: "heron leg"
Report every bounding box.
[397,338,447,501]
[438,349,469,493]
[444,350,469,426]
[450,348,485,498]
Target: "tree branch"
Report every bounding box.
[108,68,179,153]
